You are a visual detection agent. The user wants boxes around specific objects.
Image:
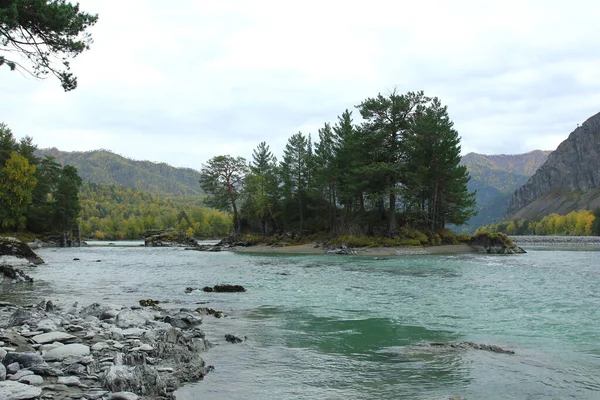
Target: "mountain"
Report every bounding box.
[36,148,204,196]
[459,150,551,231]
[507,111,600,219]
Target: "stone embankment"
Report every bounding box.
[0,300,212,400]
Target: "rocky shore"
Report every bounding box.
[0,300,213,400]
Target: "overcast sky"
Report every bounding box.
[1,0,599,170]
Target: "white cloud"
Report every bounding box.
[1,0,600,170]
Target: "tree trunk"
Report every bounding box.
[231,199,240,235]
[389,189,397,233]
[331,184,337,234]
[298,194,303,230]
[431,181,439,231]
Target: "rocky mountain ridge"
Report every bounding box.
[507,111,600,218]
[459,150,551,231]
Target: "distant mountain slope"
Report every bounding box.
[37,148,204,196]
[459,150,551,231]
[507,111,600,219]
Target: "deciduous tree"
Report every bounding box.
[0,151,37,231]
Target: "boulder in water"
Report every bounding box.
[0,265,33,283]
[468,233,526,254]
[0,237,44,264]
[202,284,246,293]
[224,334,244,344]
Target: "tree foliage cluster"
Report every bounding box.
[1,0,98,91]
[477,209,599,236]
[78,182,231,240]
[0,122,81,234]
[200,90,476,238]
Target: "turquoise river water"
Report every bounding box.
[1,238,600,399]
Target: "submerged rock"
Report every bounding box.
[429,341,515,354]
[202,284,246,293]
[224,334,244,344]
[195,307,225,318]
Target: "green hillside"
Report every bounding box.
[459,150,551,231]
[37,148,204,196]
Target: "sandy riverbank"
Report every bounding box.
[233,243,479,256]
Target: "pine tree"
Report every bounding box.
[314,123,338,232]
[357,90,429,233]
[279,132,311,230]
[405,98,476,228]
[54,165,82,242]
[244,142,280,235]
[1,0,98,90]
[199,155,248,235]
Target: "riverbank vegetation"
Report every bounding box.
[200,90,477,241]
[0,123,82,240]
[477,209,600,236]
[1,123,232,242]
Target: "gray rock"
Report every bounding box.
[42,343,90,361]
[2,352,47,369]
[38,343,62,352]
[8,369,33,381]
[0,380,43,399]
[115,309,156,329]
[35,319,58,333]
[56,376,82,386]
[102,364,162,395]
[0,348,7,360]
[18,374,43,385]
[0,363,5,381]
[119,328,148,338]
[61,362,86,376]
[0,265,33,283]
[130,343,153,352]
[31,331,76,344]
[7,308,35,327]
[108,392,139,400]
[83,391,110,400]
[0,236,45,265]
[91,342,109,352]
[6,362,20,374]
[164,312,202,329]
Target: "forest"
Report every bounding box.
[0,123,82,240]
[200,90,477,240]
[478,209,600,236]
[0,122,231,241]
[78,182,231,240]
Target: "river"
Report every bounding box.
[2,237,600,399]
